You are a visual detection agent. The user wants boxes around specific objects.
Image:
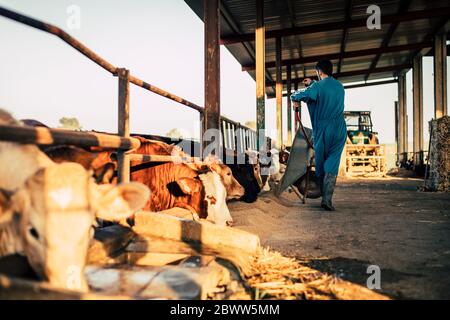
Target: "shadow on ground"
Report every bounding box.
[300,257,427,299]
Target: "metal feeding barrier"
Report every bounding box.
[0,6,266,182]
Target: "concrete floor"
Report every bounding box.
[229,177,450,299]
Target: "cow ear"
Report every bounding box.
[206,162,221,174]
[176,178,202,195]
[94,162,116,184]
[93,182,150,221]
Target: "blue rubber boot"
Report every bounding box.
[321,173,337,211]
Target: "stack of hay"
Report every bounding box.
[426,116,450,191]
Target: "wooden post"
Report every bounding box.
[398,74,407,164]
[434,33,447,119]
[286,64,292,145]
[255,0,265,151]
[395,101,400,164]
[203,0,221,156]
[294,82,299,130]
[276,37,283,149]
[412,56,423,166]
[117,68,130,183]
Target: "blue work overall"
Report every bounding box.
[290,77,347,179]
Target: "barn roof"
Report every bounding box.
[185,0,450,96]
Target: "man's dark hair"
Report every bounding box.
[315,59,333,76]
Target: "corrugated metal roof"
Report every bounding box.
[185,0,450,95]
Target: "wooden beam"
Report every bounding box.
[434,33,448,118]
[133,211,260,255]
[397,18,449,76]
[117,68,130,183]
[276,37,283,148]
[286,64,292,145]
[219,1,276,91]
[426,44,450,56]
[398,75,407,163]
[294,82,299,129]
[266,63,412,87]
[256,0,265,150]
[395,101,400,164]
[203,0,221,155]
[344,79,398,90]
[337,0,354,74]
[268,79,398,98]
[0,125,141,150]
[242,41,431,71]
[284,0,306,79]
[221,7,450,44]
[412,56,424,166]
[365,0,411,81]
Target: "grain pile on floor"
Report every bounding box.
[426,115,450,191]
[246,247,388,300]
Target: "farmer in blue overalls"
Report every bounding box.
[290,60,347,211]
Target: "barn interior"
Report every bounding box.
[183,0,450,298]
[0,0,449,300]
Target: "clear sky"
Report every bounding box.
[0,0,448,146]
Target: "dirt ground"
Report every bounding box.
[228,177,450,299]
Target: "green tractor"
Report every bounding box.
[344,111,377,144]
[343,111,386,177]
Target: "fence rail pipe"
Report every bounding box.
[0,125,141,150]
[0,6,269,152]
[129,154,200,164]
[0,6,203,113]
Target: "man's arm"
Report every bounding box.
[290,80,319,103]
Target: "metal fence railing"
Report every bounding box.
[0,6,268,181]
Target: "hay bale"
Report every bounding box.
[426,116,450,191]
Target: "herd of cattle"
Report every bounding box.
[0,109,288,292]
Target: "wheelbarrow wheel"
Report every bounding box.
[293,170,322,199]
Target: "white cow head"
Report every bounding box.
[198,171,233,227]
[176,170,233,227]
[0,162,149,292]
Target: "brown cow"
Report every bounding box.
[45,145,116,184]
[129,137,245,200]
[42,139,235,225]
[132,162,233,226]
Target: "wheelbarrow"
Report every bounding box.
[275,126,321,202]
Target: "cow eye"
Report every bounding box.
[227,172,231,176]
[29,226,39,240]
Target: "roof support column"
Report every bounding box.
[276,37,283,149]
[395,101,400,164]
[412,56,424,167]
[434,33,447,119]
[203,0,221,156]
[255,0,265,151]
[294,82,299,130]
[286,64,292,145]
[117,68,130,183]
[398,74,407,165]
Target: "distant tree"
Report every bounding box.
[244,121,256,130]
[59,117,82,130]
[166,128,190,139]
